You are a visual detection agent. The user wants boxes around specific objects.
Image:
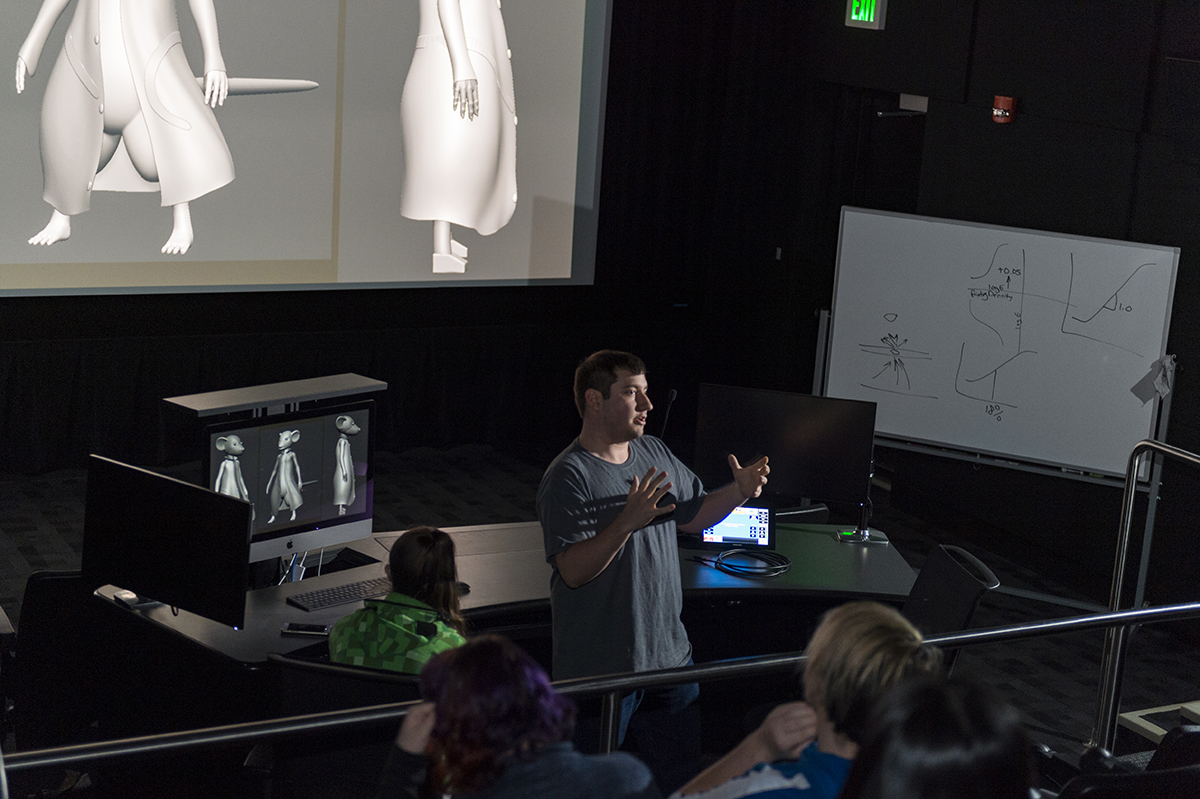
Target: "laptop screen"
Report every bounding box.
[698,505,774,550]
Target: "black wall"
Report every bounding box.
[4,0,1200,604]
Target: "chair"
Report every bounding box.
[1079,724,1200,774]
[11,570,105,750]
[1056,762,1200,797]
[0,603,14,739]
[258,652,422,799]
[900,545,999,672]
[1146,724,1200,770]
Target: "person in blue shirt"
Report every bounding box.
[672,601,943,799]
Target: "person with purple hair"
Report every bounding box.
[374,634,661,799]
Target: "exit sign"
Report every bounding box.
[846,0,887,30]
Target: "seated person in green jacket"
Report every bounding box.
[329,526,467,673]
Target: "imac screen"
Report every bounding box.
[203,400,375,562]
[694,384,877,509]
[81,455,253,629]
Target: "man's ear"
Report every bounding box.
[585,387,604,412]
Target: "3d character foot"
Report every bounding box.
[268,514,277,524]
[338,505,347,516]
[161,203,194,255]
[432,240,468,273]
[28,209,71,245]
[289,509,297,521]
[433,252,467,273]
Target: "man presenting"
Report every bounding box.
[537,350,769,793]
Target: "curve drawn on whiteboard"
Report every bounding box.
[957,243,1036,408]
[1061,254,1160,358]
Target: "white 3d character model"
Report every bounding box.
[332,414,360,516]
[213,433,255,521]
[401,0,517,273]
[266,429,302,524]
[213,434,249,500]
[16,0,236,255]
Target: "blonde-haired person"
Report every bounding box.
[673,601,943,799]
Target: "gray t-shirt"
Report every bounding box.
[537,435,705,680]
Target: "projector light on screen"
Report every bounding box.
[845,0,887,30]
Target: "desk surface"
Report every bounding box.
[95,521,915,664]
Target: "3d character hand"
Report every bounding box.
[453,78,478,120]
[15,56,27,94]
[729,453,769,499]
[204,70,228,108]
[619,467,676,531]
[396,701,437,755]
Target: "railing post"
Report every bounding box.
[598,690,621,754]
[1,740,10,799]
[1088,439,1200,751]
[1091,622,1131,751]
[1088,444,1146,750]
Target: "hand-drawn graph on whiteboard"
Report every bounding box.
[825,208,1178,477]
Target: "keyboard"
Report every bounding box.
[286,576,393,612]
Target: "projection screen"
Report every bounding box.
[0,0,608,294]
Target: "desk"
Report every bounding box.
[95,521,913,667]
[85,520,916,751]
[682,524,915,599]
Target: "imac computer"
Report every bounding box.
[694,384,878,537]
[202,399,375,563]
[81,455,253,629]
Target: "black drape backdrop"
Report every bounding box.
[6,0,1200,604]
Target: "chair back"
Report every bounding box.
[0,603,14,739]
[1147,724,1200,771]
[901,545,999,672]
[13,570,103,749]
[1057,762,1200,798]
[263,651,422,799]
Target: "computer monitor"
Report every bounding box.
[693,384,878,511]
[202,400,375,562]
[81,455,253,629]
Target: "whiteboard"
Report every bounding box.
[825,208,1179,477]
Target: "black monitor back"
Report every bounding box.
[694,384,877,508]
[82,455,253,628]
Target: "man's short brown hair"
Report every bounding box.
[573,350,647,418]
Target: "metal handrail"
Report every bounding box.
[6,599,1200,774]
[1090,439,1200,751]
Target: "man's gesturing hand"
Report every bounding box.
[729,454,769,500]
[617,467,675,532]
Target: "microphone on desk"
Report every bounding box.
[658,389,678,439]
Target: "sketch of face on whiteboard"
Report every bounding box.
[14,0,316,256]
[399,0,517,273]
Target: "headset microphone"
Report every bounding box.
[658,388,678,439]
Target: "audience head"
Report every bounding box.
[387,526,465,634]
[802,600,943,745]
[419,635,576,793]
[573,349,647,418]
[837,676,1033,799]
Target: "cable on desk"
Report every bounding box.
[691,548,791,578]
